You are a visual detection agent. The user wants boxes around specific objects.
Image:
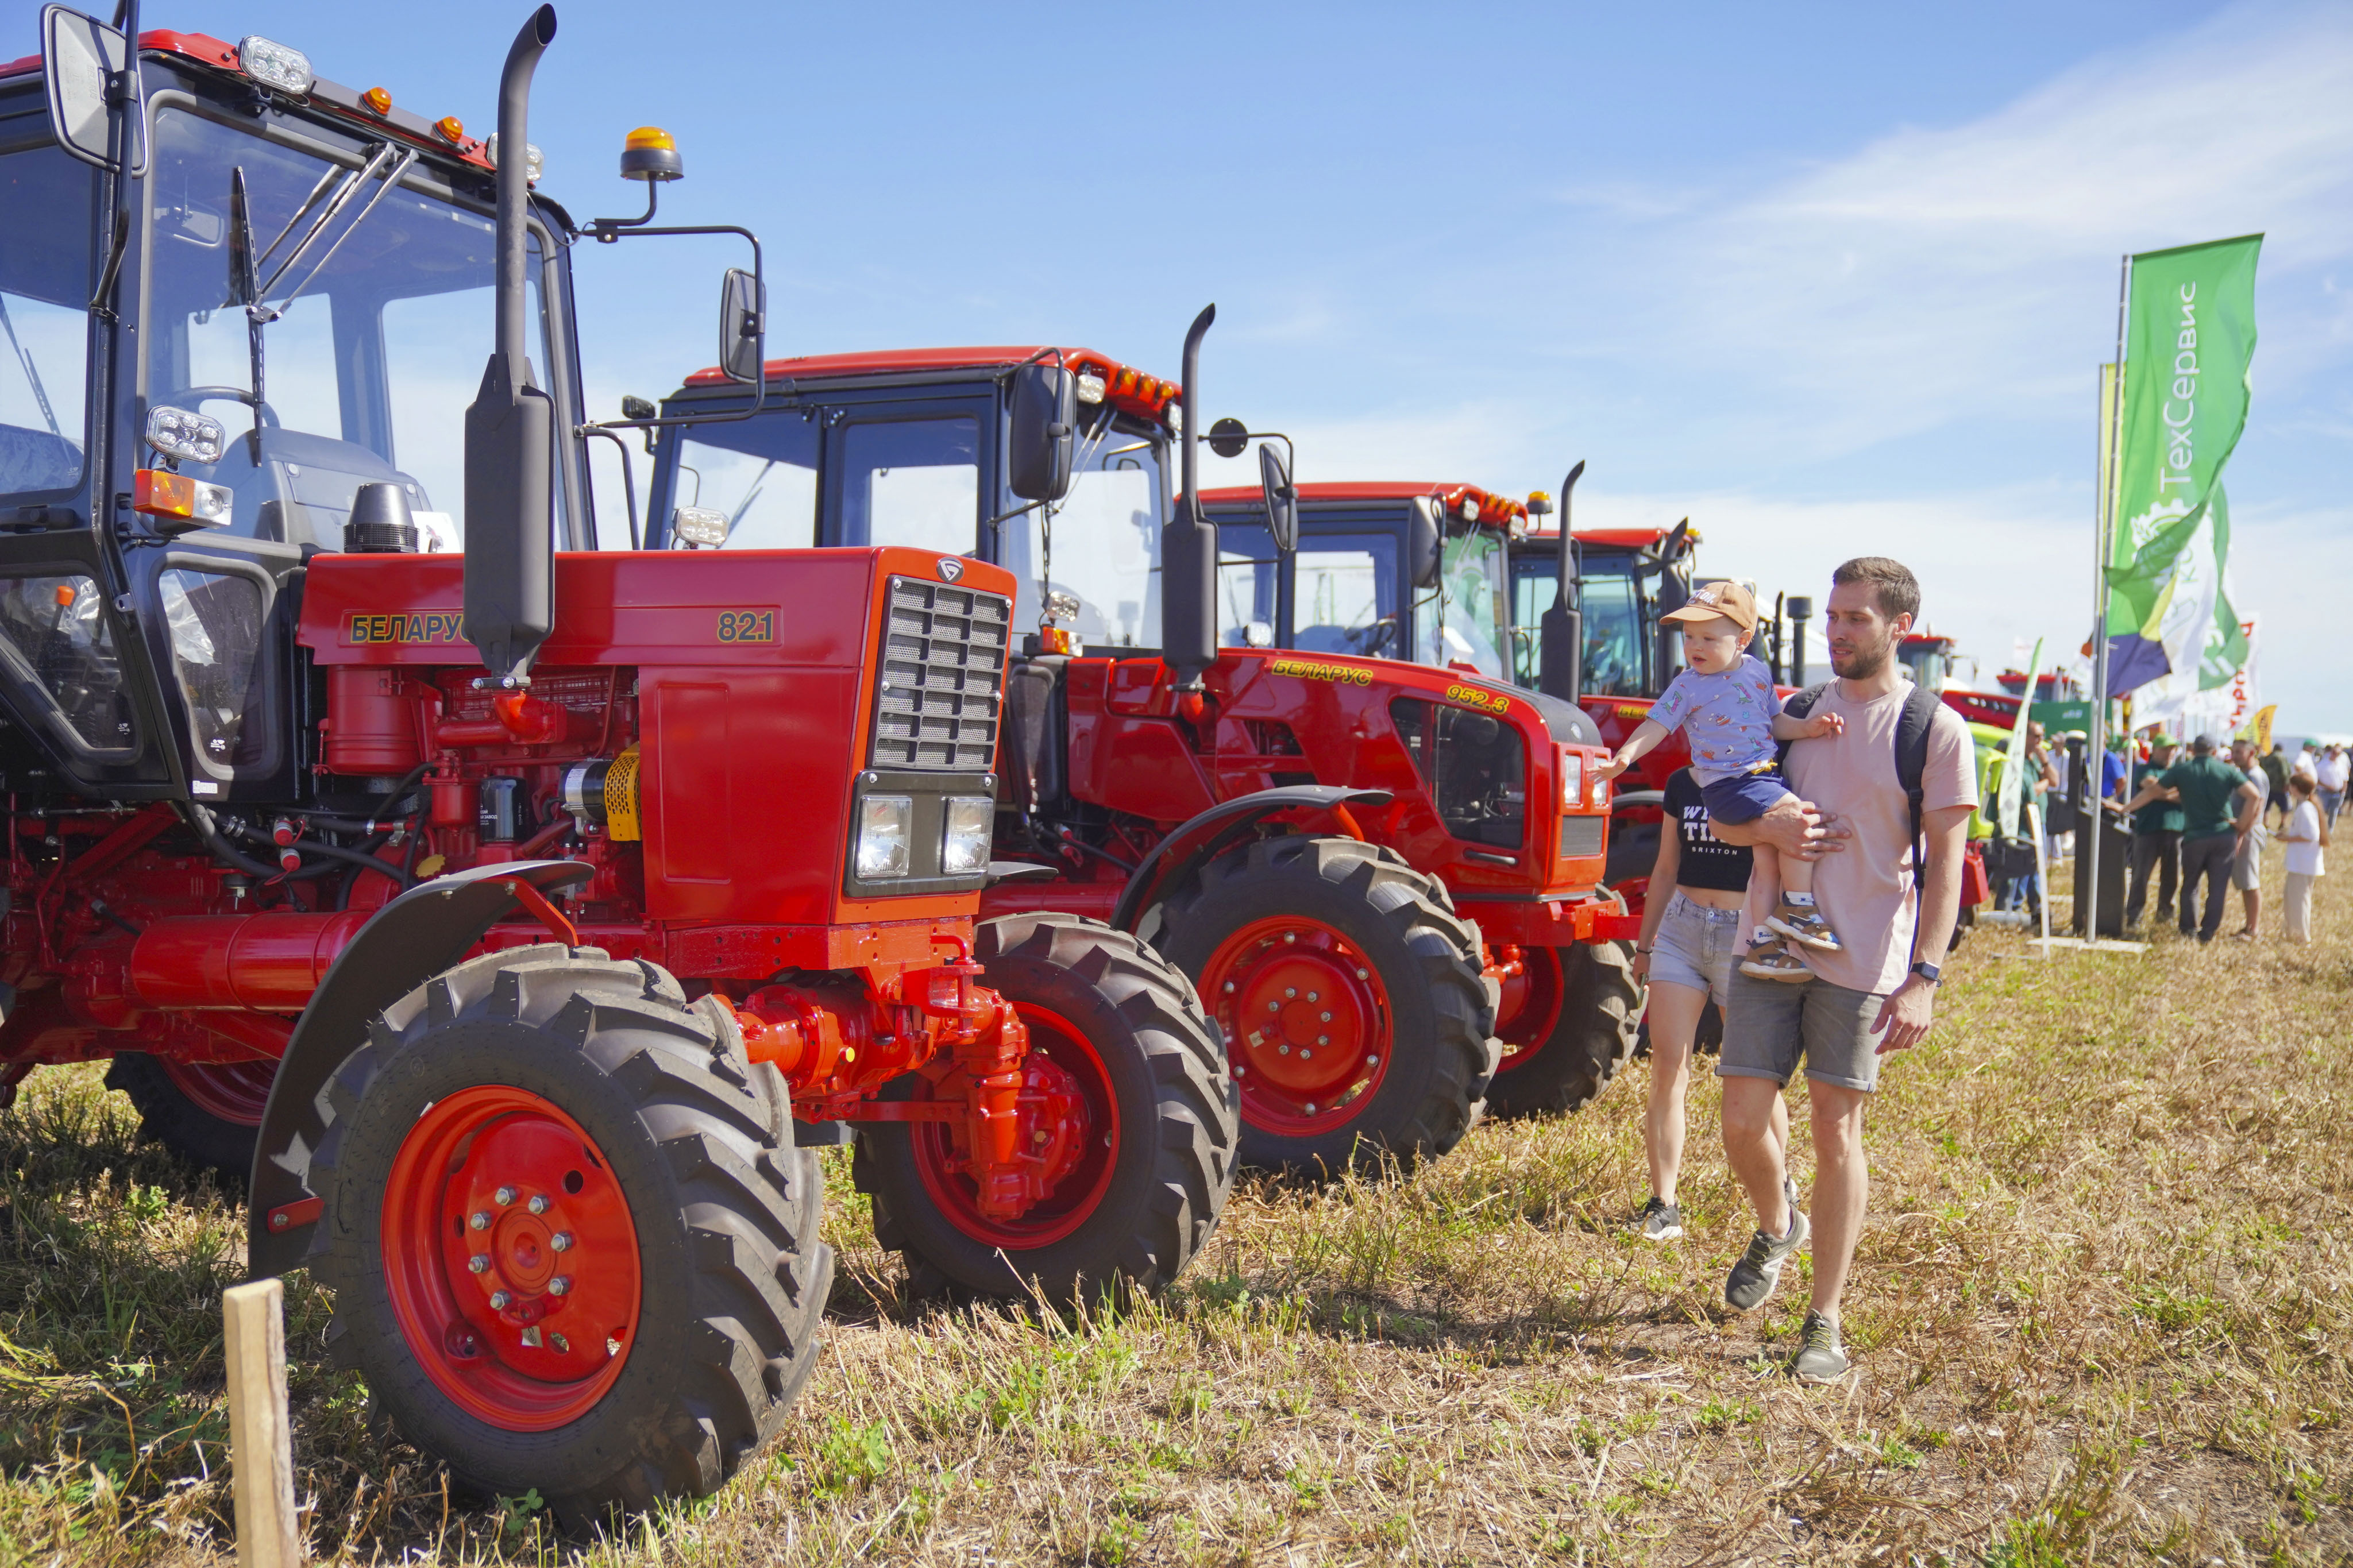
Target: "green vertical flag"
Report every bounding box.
[2102,235,2262,696]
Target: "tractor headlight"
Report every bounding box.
[672,505,730,548]
[237,36,314,95]
[1590,767,1610,808]
[855,795,912,879]
[1558,751,1583,811]
[942,796,993,876]
[145,405,225,466]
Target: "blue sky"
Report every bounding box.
[105,0,2353,731]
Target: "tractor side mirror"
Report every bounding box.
[43,6,144,175]
[1258,443,1297,555]
[1407,496,1444,590]
[717,268,765,385]
[1007,362,1075,502]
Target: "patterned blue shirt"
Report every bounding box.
[1648,655,1779,786]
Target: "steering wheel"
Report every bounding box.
[161,387,282,432]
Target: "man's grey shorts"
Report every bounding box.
[2232,829,2265,891]
[1718,970,1887,1092]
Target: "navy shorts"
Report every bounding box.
[1700,762,1793,825]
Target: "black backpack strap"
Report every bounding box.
[1895,683,1946,965]
[1772,681,1833,770]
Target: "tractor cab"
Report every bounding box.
[1508,524,1699,699]
[1195,481,1521,680]
[642,346,1181,650]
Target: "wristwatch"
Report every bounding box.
[1910,960,1942,986]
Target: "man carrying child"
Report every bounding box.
[1699,558,1977,1380]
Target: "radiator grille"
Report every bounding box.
[1558,814,1606,859]
[870,576,1012,771]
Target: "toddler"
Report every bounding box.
[1595,581,1843,980]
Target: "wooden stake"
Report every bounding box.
[223,1278,303,1567]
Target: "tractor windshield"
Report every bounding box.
[140,107,554,550]
[1004,417,1166,646]
[1292,532,1400,658]
[1510,550,1648,696]
[1423,530,1507,678]
[0,142,97,498]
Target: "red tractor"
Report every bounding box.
[0,7,1232,1521]
[640,325,1633,1168]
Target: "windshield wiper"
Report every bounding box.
[222,143,418,451]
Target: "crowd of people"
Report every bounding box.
[1605,556,2324,1387]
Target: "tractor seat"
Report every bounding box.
[206,427,430,550]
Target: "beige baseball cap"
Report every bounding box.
[1661,579,1757,636]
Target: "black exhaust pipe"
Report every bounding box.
[1161,303,1217,689]
[1537,459,1586,705]
[463,4,559,688]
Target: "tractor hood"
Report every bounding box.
[1519,685,1603,749]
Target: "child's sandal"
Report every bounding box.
[1739,937,1812,982]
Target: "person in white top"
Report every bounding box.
[2321,746,2351,827]
[2281,774,2329,944]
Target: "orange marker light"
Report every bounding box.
[133,469,234,528]
[362,86,392,115]
[435,116,465,144]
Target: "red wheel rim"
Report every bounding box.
[160,1059,276,1125]
[1494,945,1566,1072]
[380,1086,642,1432]
[910,1004,1122,1249]
[1199,916,1391,1137]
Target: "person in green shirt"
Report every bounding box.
[2262,743,2290,829]
[2124,735,2184,929]
[2121,734,2265,943]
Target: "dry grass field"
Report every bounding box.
[0,844,2347,1565]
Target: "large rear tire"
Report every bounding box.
[1153,836,1499,1174]
[855,914,1234,1307]
[105,1053,274,1184]
[1483,940,1641,1119]
[310,945,830,1527]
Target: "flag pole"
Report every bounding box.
[2084,254,2130,938]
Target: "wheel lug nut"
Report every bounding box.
[551,1233,574,1252]
[1318,1036,1329,1045]
[1222,982,1235,994]
[1284,987,1297,998]
[1365,1055,1379,1067]
[489,1291,512,1310]
[1283,933,1296,944]
[469,1211,491,1231]
[1301,1050,1313,1060]
[528,1195,549,1214]
[495,1187,518,1206]
[550,1277,571,1296]
[1320,1011,1332,1022]
[1355,968,1368,980]
[468,1256,491,1275]
[1307,992,1318,1002]
[1279,1044,1290,1055]
[1267,1002,1278,1013]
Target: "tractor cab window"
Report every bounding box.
[674,410,819,549]
[1578,560,1646,697]
[142,107,554,550]
[1216,522,1278,649]
[839,416,978,558]
[1004,418,1165,647]
[1423,530,1506,679]
[0,142,96,498]
[1294,533,1399,659]
[0,575,130,752]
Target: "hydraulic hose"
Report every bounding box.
[179,801,284,882]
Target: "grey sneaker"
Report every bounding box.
[1725,1204,1810,1311]
[1636,1196,1683,1242]
[1790,1310,1849,1381]
[1766,902,1845,952]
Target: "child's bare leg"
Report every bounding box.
[1743,843,1783,947]
[1781,842,1815,901]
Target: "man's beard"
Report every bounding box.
[1830,628,1895,679]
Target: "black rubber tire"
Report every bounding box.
[105,1053,262,1185]
[1151,836,1500,1174]
[1483,939,1641,1119]
[855,914,1235,1307]
[309,945,831,1528]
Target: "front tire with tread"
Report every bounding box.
[1484,939,1641,1119]
[309,944,830,1527]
